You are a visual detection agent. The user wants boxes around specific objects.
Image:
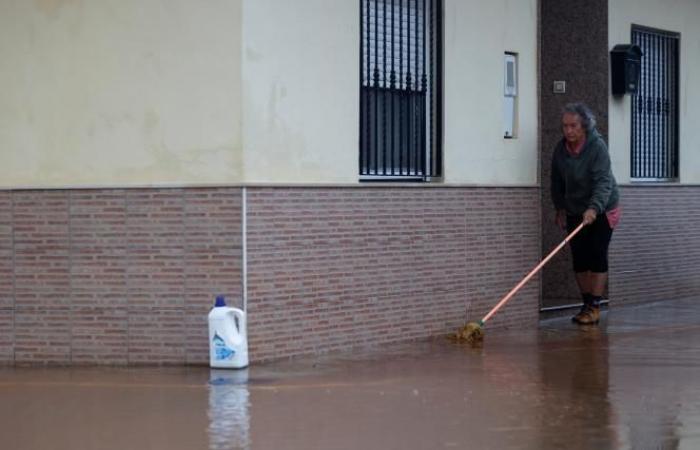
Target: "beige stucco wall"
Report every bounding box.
[240,0,358,184]
[243,0,539,185]
[443,0,539,185]
[0,0,243,188]
[1,0,539,188]
[609,0,700,184]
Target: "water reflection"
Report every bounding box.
[607,313,687,450]
[537,326,618,449]
[208,369,251,450]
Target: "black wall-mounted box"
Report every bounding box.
[610,44,643,95]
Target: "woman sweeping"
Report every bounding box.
[452,102,620,342]
[551,102,621,325]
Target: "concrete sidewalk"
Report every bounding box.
[2,298,700,449]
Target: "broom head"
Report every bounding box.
[451,321,484,343]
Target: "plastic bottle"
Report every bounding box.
[208,296,249,369]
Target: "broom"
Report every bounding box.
[454,221,586,343]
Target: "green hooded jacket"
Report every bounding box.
[551,130,619,215]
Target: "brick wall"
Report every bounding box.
[14,192,72,364]
[246,187,541,361]
[0,192,13,362]
[0,188,242,366]
[2,184,693,365]
[610,186,700,306]
[0,186,542,365]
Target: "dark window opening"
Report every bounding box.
[631,25,679,181]
[359,0,443,180]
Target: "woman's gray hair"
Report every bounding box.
[562,102,597,132]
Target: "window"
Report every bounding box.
[631,25,679,181]
[359,0,443,180]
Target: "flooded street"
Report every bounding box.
[2,299,700,449]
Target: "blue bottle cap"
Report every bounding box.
[214,295,226,307]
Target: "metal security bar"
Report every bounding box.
[631,26,679,181]
[359,0,442,180]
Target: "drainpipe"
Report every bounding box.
[242,186,247,312]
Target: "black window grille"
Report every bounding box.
[631,25,679,181]
[359,0,442,180]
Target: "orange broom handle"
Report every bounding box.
[480,222,586,324]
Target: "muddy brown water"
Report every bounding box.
[2,299,700,449]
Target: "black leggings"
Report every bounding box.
[566,213,613,273]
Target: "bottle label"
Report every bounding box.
[213,333,235,360]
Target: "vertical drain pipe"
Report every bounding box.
[242,186,248,312]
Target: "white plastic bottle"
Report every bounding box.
[208,296,249,369]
